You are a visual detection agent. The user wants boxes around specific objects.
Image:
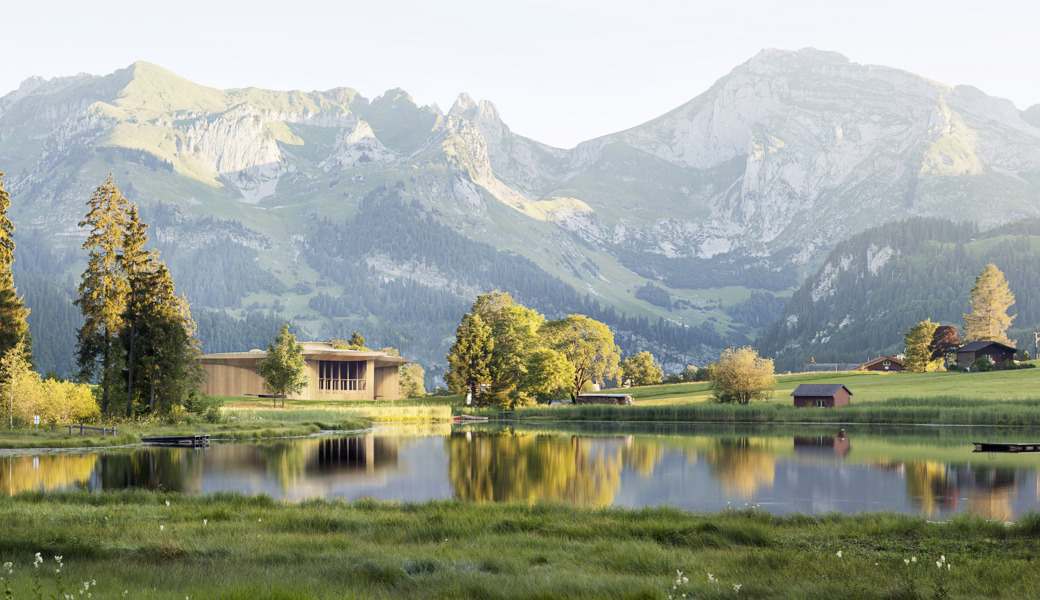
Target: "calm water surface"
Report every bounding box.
[5,423,1040,519]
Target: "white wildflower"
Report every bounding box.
[734,583,742,593]
[836,550,842,558]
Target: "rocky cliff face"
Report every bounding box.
[4,50,1040,373]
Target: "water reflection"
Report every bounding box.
[3,425,1040,519]
[447,430,622,505]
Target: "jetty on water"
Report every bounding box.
[973,441,1040,453]
[141,434,210,447]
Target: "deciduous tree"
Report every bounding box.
[929,324,962,368]
[399,363,426,398]
[620,351,663,387]
[256,323,308,407]
[963,263,1016,345]
[709,346,775,404]
[470,291,545,405]
[541,314,620,402]
[903,319,943,372]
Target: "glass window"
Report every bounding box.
[318,361,366,392]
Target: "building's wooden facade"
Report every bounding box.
[854,356,905,372]
[956,341,1018,368]
[199,342,410,400]
[791,384,852,408]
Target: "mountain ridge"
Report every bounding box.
[4,49,1040,378]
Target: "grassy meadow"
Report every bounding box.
[2,490,1038,599]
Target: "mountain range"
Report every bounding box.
[2,48,1040,379]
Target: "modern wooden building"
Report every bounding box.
[956,341,1018,368]
[854,356,905,372]
[199,342,411,400]
[791,384,852,408]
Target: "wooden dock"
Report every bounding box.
[973,441,1040,453]
[141,434,210,447]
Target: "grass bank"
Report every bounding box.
[0,490,1036,599]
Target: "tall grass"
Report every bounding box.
[510,395,1040,426]
[1,490,1038,598]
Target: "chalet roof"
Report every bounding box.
[790,384,853,397]
[958,341,1017,353]
[856,355,904,369]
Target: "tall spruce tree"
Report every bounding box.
[75,175,131,414]
[963,263,1016,345]
[0,173,31,365]
[120,205,152,416]
[444,312,493,405]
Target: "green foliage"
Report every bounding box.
[256,324,308,406]
[963,263,1016,345]
[399,363,426,398]
[903,319,942,373]
[444,313,493,405]
[521,348,574,403]
[620,351,664,386]
[0,173,31,368]
[710,346,775,404]
[347,332,367,350]
[541,314,620,402]
[75,175,132,413]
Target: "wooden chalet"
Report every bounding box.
[956,341,1017,369]
[199,342,410,400]
[853,356,905,372]
[791,384,852,408]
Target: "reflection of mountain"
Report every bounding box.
[1,454,98,495]
[793,435,850,457]
[97,448,202,493]
[447,431,622,506]
[707,438,776,498]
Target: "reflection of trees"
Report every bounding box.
[1,454,98,495]
[707,438,775,498]
[256,441,310,492]
[622,436,663,478]
[97,449,200,492]
[890,461,1018,520]
[447,431,621,506]
[904,461,958,517]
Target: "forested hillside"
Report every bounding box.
[759,218,1040,370]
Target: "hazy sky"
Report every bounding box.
[4,0,1038,148]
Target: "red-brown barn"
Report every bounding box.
[956,341,1018,368]
[791,384,852,408]
[854,356,905,372]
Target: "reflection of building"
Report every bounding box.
[315,436,399,473]
[199,342,410,400]
[793,435,851,456]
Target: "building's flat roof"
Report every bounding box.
[200,344,411,367]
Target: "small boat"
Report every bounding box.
[973,441,1040,453]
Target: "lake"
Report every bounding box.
[4,422,1040,519]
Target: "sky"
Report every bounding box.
[4,0,1039,149]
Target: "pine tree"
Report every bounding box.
[75,175,131,414]
[963,263,1016,345]
[444,312,493,404]
[0,173,31,365]
[120,205,152,416]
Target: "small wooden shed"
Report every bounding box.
[791,384,852,408]
[575,393,633,405]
